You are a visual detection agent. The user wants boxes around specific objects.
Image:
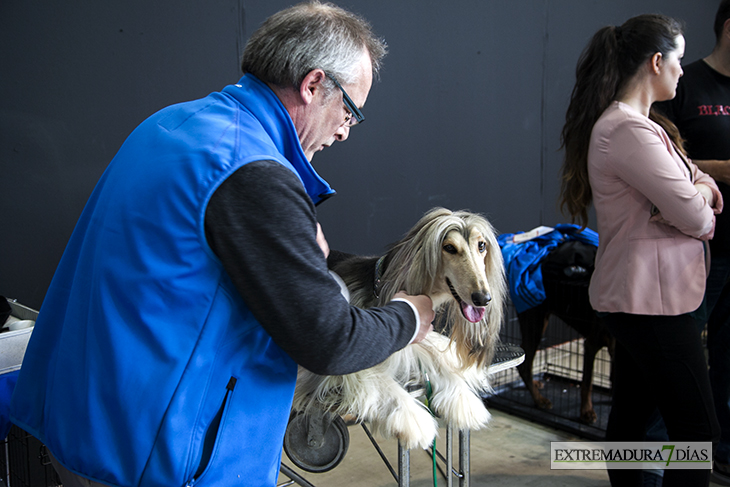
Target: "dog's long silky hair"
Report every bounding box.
[335,207,506,370]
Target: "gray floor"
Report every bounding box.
[279,408,728,487]
[278,408,611,487]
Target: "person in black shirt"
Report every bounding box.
[656,1,730,483]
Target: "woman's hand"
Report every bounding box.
[694,183,715,207]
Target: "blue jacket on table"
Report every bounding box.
[10,75,336,487]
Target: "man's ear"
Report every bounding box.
[299,69,327,106]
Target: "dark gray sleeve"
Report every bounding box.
[204,160,417,375]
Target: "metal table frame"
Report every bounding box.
[279,422,471,487]
[397,425,471,487]
[278,345,524,487]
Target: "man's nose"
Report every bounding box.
[335,124,350,141]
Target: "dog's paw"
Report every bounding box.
[378,401,438,450]
[534,395,552,410]
[580,408,597,424]
[433,390,491,431]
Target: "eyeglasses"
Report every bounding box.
[326,73,365,127]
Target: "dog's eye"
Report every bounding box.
[443,244,458,254]
[478,241,486,253]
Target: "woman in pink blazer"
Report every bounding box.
[560,14,723,487]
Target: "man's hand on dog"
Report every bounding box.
[394,292,435,344]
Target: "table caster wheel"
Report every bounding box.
[283,411,349,473]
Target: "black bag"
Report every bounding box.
[0,296,11,326]
[540,240,597,319]
[541,240,597,286]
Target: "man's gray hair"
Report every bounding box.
[241,1,387,92]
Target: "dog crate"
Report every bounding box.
[486,289,613,441]
[0,298,60,487]
[0,426,60,487]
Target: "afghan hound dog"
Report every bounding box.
[292,207,507,450]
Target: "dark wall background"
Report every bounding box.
[0,1,720,310]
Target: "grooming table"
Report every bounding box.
[279,344,524,487]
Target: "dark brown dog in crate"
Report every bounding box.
[515,240,614,424]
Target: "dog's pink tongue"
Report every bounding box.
[462,303,486,323]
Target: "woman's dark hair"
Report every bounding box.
[558,14,684,226]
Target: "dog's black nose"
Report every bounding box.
[472,291,492,307]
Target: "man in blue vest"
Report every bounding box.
[9,2,435,486]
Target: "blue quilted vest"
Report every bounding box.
[10,74,334,487]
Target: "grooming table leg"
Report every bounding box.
[459,430,470,487]
[398,441,410,487]
[278,463,317,487]
[446,425,453,487]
